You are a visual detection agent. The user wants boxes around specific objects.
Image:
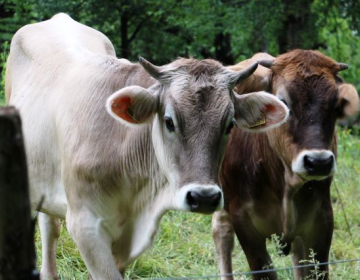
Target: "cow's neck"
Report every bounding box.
[102,123,172,266]
[118,123,168,203]
[281,161,313,240]
[262,133,303,240]
[281,179,301,239]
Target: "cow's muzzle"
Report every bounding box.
[175,184,224,214]
[292,150,336,180]
[304,154,334,176]
[186,190,221,214]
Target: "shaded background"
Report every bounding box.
[1,0,360,110]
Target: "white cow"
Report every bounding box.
[6,14,289,279]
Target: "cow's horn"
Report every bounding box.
[139,57,163,80]
[257,59,274,68]
[228,62,258,87]
[338,63,348,71]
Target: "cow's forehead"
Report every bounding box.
[165,57,224,75]
[272,50,339,82]
[271,50,342,105]
[274,76,339,111]
[160,59,232,109]
[166,76,232,115]
[161,57,229,91]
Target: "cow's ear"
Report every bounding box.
[234,91,289,132]
[338,84,360,119]
[107,86,158,126]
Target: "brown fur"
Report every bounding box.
[272,49,341,81]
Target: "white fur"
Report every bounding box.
[38,213,61,279]
[151,114,179,186]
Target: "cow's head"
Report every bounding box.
[235,50,359,186]
[107,57,288,213]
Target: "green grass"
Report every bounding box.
[33,128,360,279]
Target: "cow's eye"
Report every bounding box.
[165,116,175,132]
[226,119,236,135]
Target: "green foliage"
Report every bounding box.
[313,0,360,88]
[1,0,360,94]
[1,0,360,66]
[0,41,8,105]
[299,249,327,280]
[33,128,360,279]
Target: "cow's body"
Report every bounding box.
[8,14,168,276]
[6,14,289,279]
[212,50,359,280]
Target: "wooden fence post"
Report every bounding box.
[0,106,39,280]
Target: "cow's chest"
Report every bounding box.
[97,186,171,269]
[249,187,322,241]
[111,208,163,268]
[250,200,283,236]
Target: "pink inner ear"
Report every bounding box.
[264,104,276,113]
[111,96,138,124]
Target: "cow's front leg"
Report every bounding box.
[292,214,333,280]
[38,212,61,280]
[212,209,235,280]
[66,210,122,280]
[89,268,125,280]
[290,236,306,279]
[231,212,277,280]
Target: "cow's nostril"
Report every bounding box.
[186,190,221,214]
[304,155,315,171]
[186,191,199,209]
[325,156,334,165]
[303,155,334,176]
[211,192,221,207]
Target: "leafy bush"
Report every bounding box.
[0,41,9,106]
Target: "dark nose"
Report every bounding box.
[304,155,334,176]
[186,191,221,214]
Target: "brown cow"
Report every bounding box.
[212,50,359,280]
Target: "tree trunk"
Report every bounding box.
[0,107,39,280]
[120,10,130,59]
[214,32,234,66]
[278,0,315,53]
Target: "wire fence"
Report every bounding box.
[147,258,360,280]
